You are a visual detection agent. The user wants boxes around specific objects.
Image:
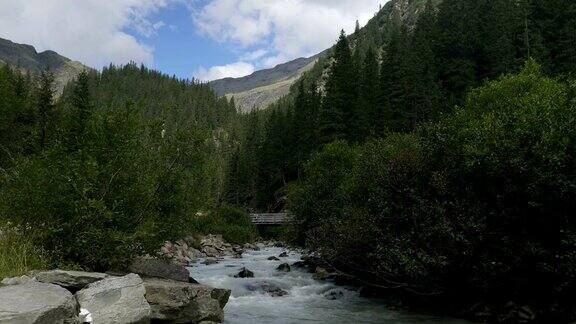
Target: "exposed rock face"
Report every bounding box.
[75,273,151,324]
[129,258,191,283]
[35,270,108,291]
[268,256,280,261]
[234,268,254,278]
[0,281,79,323]
[0,37,90,96]
[209,56,322,112]
[279,252,288,258]
[143,278,230,323]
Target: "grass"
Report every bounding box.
[0,230,48,279]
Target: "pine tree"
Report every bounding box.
[356,46,379,139]
[67,71,92,150]
[36,69,55,148]
[320,30,357,143]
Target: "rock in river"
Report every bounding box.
[143,277,230,323]
[276,263,291,272]
[234,267,254,278]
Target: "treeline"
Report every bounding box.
[225,0,576,321]
[0,63,253,272]
[226,0,576,211]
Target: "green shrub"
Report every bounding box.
[191,205,257,244]
[290,61,576,310]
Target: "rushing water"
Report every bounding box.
[189,246,471,324]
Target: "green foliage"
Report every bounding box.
[191,205,257,244]
[289,62,576,317]
[0,63,253,272]
[0,229,48,278]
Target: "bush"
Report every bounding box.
[191,205,257,244]
[289,61,576,316]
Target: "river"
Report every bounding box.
[189,246,472,324]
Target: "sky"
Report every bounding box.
[0,0,386,81]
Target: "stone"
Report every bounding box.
[276,263,291,272]
[129,258,191,283]
[324,288,345,300]
[313,267,335,281]
[35,270,108,291]
[246,282,288,297]
[1,275,36,286]
[278,252,288,258]
[76,273,151,324]
[143,278,230,323]
[291,261,306,268]
[0,281,79,323]
[267,256,280,261]
[203,258,219,265]
[234,268,254,278]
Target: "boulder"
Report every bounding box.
[247,282,288,297]
[76,273,151,324]
[1,275,36,286]
[35,270,108,291]
[143,278,230,323]
[313,267,335,281]
[129,258,191,283]
[291,261,306,269]
[0,281,79,323]
[324,288,345,300]
[203,258,219,265]
[276,263,291,272]
[267,256,280,261]
[234,268,254,278]
[278,252,288,258]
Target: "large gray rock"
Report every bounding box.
[75,273,151,324]
[143,278,230,323]
[1,275,36,286]
[35,270,108,291]
[129,258,191,283]
[0,281,79,323]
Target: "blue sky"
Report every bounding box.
[0,0,385,81]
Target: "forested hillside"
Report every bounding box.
[0,62,254,273]
[225,0,576,321]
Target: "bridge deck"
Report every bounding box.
[251,213,290,225]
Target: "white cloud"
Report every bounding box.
[195,61,255,81]
[0,0,176,68]
[193,0,386,73]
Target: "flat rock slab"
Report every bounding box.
[35,270,108,291]
[76,273,151,324]
[0,281,79,323]
[129,258,191,283]
[143,278,230,323]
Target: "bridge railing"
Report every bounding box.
[250,213,291,225]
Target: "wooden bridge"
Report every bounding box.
[250,213,291,226]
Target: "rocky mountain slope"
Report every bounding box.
[209,53,325,112]
[209,0,435,112]
[0,37,89,95]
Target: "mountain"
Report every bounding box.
[0,37,89,95]
[210,0,434,112]
[209,53,325,112]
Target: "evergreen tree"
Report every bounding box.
[356,46,379,139]
[320,30,357,143]
[36,69,55,148]
[67,71,92,150]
